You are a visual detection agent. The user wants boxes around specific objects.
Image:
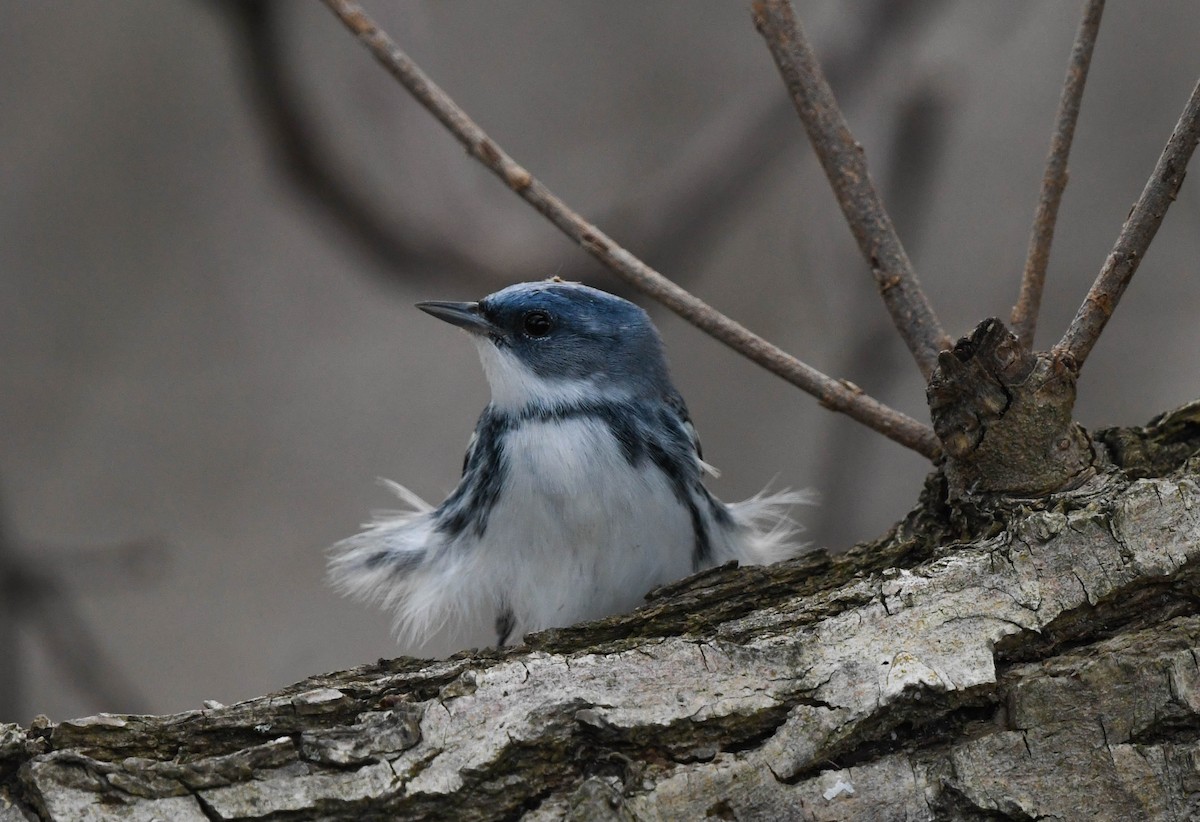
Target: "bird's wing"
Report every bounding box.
[665,392,720,478]
[461,429,478,476]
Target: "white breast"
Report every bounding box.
[475,416,695,634]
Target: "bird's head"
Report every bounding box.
[417,281,673,409]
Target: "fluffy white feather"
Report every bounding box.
[721,487,817,566]
[330,421,813,647]
[330,280,814,650]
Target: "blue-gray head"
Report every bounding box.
[417,281,674,409]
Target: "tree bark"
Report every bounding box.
[2,402,1199,821]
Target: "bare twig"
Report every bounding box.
[816,84,951,546]
[625,0,936,273]
[1011,0,1105,350]
[751,0,951,380]
[220,0,919,300]
[217,0,777,301]
[320,0,940,459]
[1056,77,1200,369]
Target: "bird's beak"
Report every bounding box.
[416,301,496,336]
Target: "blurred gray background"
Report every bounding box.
[1,1,1197,723]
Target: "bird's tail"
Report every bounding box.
[726,487,817,566]
[327,481,455,643]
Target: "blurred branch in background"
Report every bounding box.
[319,0,940,458]
[814,83,952,547]
[751,0,951,380]
[1011,0,1105,350]
[211,0,505,291]
[0,505,20,721]
[213,0,759,301]
[213,0,941,310]
[21,570,150,719]
[0,488,160,722]
[611,1,940,275]
[24,540,167,593]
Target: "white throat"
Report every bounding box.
[473,339,606,410]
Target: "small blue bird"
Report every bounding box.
[330,280,807,648]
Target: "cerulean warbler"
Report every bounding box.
[330,280,808,647]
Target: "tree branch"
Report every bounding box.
[1055,76,1200,369]
[815,83,951,545]
[1011,0,1105,350]
[622,0,937,275]
[751,0,951,380]
[319,0,941,460]
[7,409,1200,819]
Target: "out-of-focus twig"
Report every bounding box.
[625,0,937,274]
[213,0,502,288]
[25,539,168,590]
[320,0,940,459]
[219,0,931,304]
[1011,0,1105,350]
[0,510,20,720]
[751,0,951,380]
[214,0,772,301]
[815,84,951,547]
[0,488,156,721]
[611,93,795,270]
[21,568,149,714]
[1055,77,1200,369]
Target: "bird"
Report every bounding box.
[329,279,809,649]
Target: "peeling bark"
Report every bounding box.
[2,403,1199,821]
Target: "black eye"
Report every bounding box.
[522,310,553,338]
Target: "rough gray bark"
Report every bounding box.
[1,402,1198,820]
[928,319,1093,497]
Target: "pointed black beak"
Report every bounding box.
[416,301,496,336]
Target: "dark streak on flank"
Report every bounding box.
[359,548,426,576]
[436,408,510,539]
[495,607,515,647]
[433,397,719,569]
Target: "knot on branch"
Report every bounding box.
[928,318,1094,497]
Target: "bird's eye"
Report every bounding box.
[522,310,554,338]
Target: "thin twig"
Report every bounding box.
[816,84,951,547]
[320,0,941,460]
[1055,77,1200,369]
[751,0,951,380]
[222,0,910,298]
[219,0,775,300]
[1011,0,1105,350]
[626,0,934,273]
